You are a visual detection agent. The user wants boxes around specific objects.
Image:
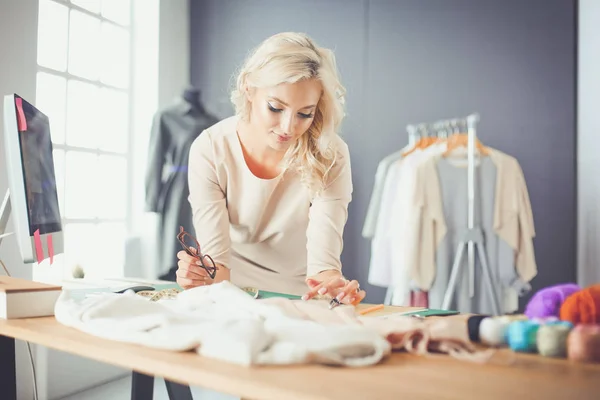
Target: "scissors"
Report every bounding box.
[328,280,362,309]
[328,297,341,310]
[176,226,218,279]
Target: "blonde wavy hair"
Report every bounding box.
[230,32,347,195]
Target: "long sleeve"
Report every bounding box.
[306,139,353,277]
[145,113,167,212]
[490,149,537,291]
[516,161,537,284]
[409,158,447,291]
[187,132,231,268]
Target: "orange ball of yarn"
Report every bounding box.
[559,284,600,324]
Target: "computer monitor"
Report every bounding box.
[1,93,63,264]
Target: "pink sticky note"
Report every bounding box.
[47,234,54,265]
[33,229,44,264]
[15,97,27,132]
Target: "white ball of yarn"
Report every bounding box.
[479,317,510,346]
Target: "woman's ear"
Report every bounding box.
[244,85,254,103]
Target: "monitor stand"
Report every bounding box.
[0,190,12,247]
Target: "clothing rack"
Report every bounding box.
[440,113,501,315]
[386,114,502,315]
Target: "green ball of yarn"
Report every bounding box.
[537,324,572,357]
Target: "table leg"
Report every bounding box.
[0,335,16,400]
[165,380,193,400]
[131,371,154,400]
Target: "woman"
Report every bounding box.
[176,32,366,306]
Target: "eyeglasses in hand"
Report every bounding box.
[176,226,218,279]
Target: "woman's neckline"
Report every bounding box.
[232,119,285,181]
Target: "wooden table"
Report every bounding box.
[1,305,599,400]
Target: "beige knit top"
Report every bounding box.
[187,116,353,295]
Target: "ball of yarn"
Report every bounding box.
[567,324,600,363]
[479,317,510,346]
[559,284,600,325]
[467,315,489,342]
[507,320,540,352]
[525,283,581,319]
[536,323,572,357]
[544,320,574,329]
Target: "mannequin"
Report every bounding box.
[182,86,204,112]
[145,86,218,281]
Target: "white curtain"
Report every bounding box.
[577,0,600,287]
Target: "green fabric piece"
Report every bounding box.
[254,290,302,300]
[240,287,302,300]
[401,309,460,317]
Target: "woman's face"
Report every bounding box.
[248,78,322,152]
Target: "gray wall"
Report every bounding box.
[189,0,576,307]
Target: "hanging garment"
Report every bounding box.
[145,98,219,279]
[368,142,446,304]
[367,159,404,288]
[387,142,447,305]
[362,148,407,239]
[407,152,535,314]
[488,149,537,286]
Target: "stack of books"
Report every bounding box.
[0,276,62,319]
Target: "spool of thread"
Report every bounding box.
[567,324,600,363]
[507,320,540,352]
[479,317,510,347]
[536,323,572,358]
[559,284,600,325]
[467,315,489,342]
[525,283,581,319]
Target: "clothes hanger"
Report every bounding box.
[402,124,436,157]
[407,125,419,149]
[442,119,489,157]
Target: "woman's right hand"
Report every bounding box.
[176,248,214,289]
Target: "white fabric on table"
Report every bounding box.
[54,281,392,367]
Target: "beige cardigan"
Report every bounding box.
[409,148,537,293]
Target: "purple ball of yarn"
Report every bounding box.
[524,283,581,319]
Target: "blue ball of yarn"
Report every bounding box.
[507,320,540,352]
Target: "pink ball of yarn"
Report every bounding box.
[567,324,600,363]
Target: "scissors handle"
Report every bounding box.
[328,298,341,310]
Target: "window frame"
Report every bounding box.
[35,0,135,280]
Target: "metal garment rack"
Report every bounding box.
[384,114,501,315]
[441,113,501,315]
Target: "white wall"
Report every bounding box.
[158,0,190,109]
[0,1,128,398]
[0,0,186,398]
[0,1,41,399]
[577,0,600,288]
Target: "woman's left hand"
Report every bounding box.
[303,274,366,305]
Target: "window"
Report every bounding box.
[36,0,133,280]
